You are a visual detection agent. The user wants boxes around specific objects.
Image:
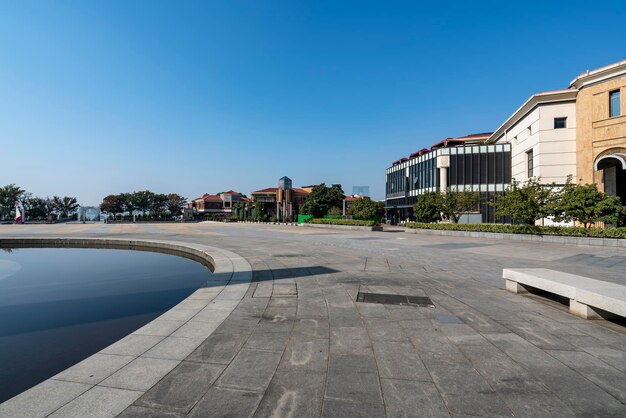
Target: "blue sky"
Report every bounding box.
[1,0,624,204]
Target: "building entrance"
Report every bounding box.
[596,153,626,204]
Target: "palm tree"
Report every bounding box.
[0,184,24,220]
[52,196,80,218]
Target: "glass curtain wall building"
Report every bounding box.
[385,140,512,224]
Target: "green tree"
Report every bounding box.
[494,179,553,225]
[412,192,443,223]
[349,197,385,220]
[166,193,186,217]
[300,183,345,217]
[131,190,155,215]
[119,193,135,218]
[327,206,342,216]
[253,201,268,221]
[29,197,55,220]
[100,195,124,219]
[0,184,25,220]
[52,196,80,218]
[551,178,623,228]
[232,201,251,220]
[151,194,168,219]
[441,191,480,223]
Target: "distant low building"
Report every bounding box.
[188,190,250,219]
[251,176,311,222]
[343,195,363,216]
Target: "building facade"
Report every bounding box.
[251,177,311,222]
[570,59,626,204]
[188,191,249,219]
[491,90,577,186]
[385,134,512,224]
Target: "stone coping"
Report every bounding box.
[300,223,379,231]
[0,237,252,418]
[404,227,626,248]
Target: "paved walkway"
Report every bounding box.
[2,222,626,417]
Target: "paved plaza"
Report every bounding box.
[2,222,626,417]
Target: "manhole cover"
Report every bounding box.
[356,292,434,307]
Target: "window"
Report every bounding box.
[527,126,532,136]
[526,149,534,178]
[554,117,567,129]
[610,90,621,117]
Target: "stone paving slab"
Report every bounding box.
[0,380,91,418]
[52,353,135,385]
[49,386,143,418]
[134,361,225,414]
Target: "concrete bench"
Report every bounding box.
[503,268,626,320]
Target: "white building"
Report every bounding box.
[491,89,577,186]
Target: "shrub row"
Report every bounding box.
[305,218,376,227]
[405,222,626,239]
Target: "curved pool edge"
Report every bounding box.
[0,237,252,418]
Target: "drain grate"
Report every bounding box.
[356,292,434,307]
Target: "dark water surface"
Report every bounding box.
[0,248,210,403]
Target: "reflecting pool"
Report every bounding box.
[0,247,210,403]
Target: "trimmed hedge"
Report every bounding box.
[405,222,626,239]
[305,218,376,227]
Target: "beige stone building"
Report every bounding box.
[570,59,626,202]
[491,90,577,186]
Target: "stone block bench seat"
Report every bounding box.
[503,268,626,320]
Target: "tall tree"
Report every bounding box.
[301,183,345,218]
[52,196,80,218]
[412,192,443,223]
[441,191,480,223]
[151,194,168,219]
[100,195,124,218]
[0,184,24,220]
[166,193,186,216]
[253,201,268,221]
[349,197,385,220]
[131,190,155,215]
[119,193,135,217]
[29,197,55,220]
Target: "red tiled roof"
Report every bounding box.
[252,187,278,194]
[192,193,222,202]
[344,195,362,201]
[292,188,311,194]
[203,195,222,202]
[409,148,430,159]
[429,132,493,150]
[452,132,492,139]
